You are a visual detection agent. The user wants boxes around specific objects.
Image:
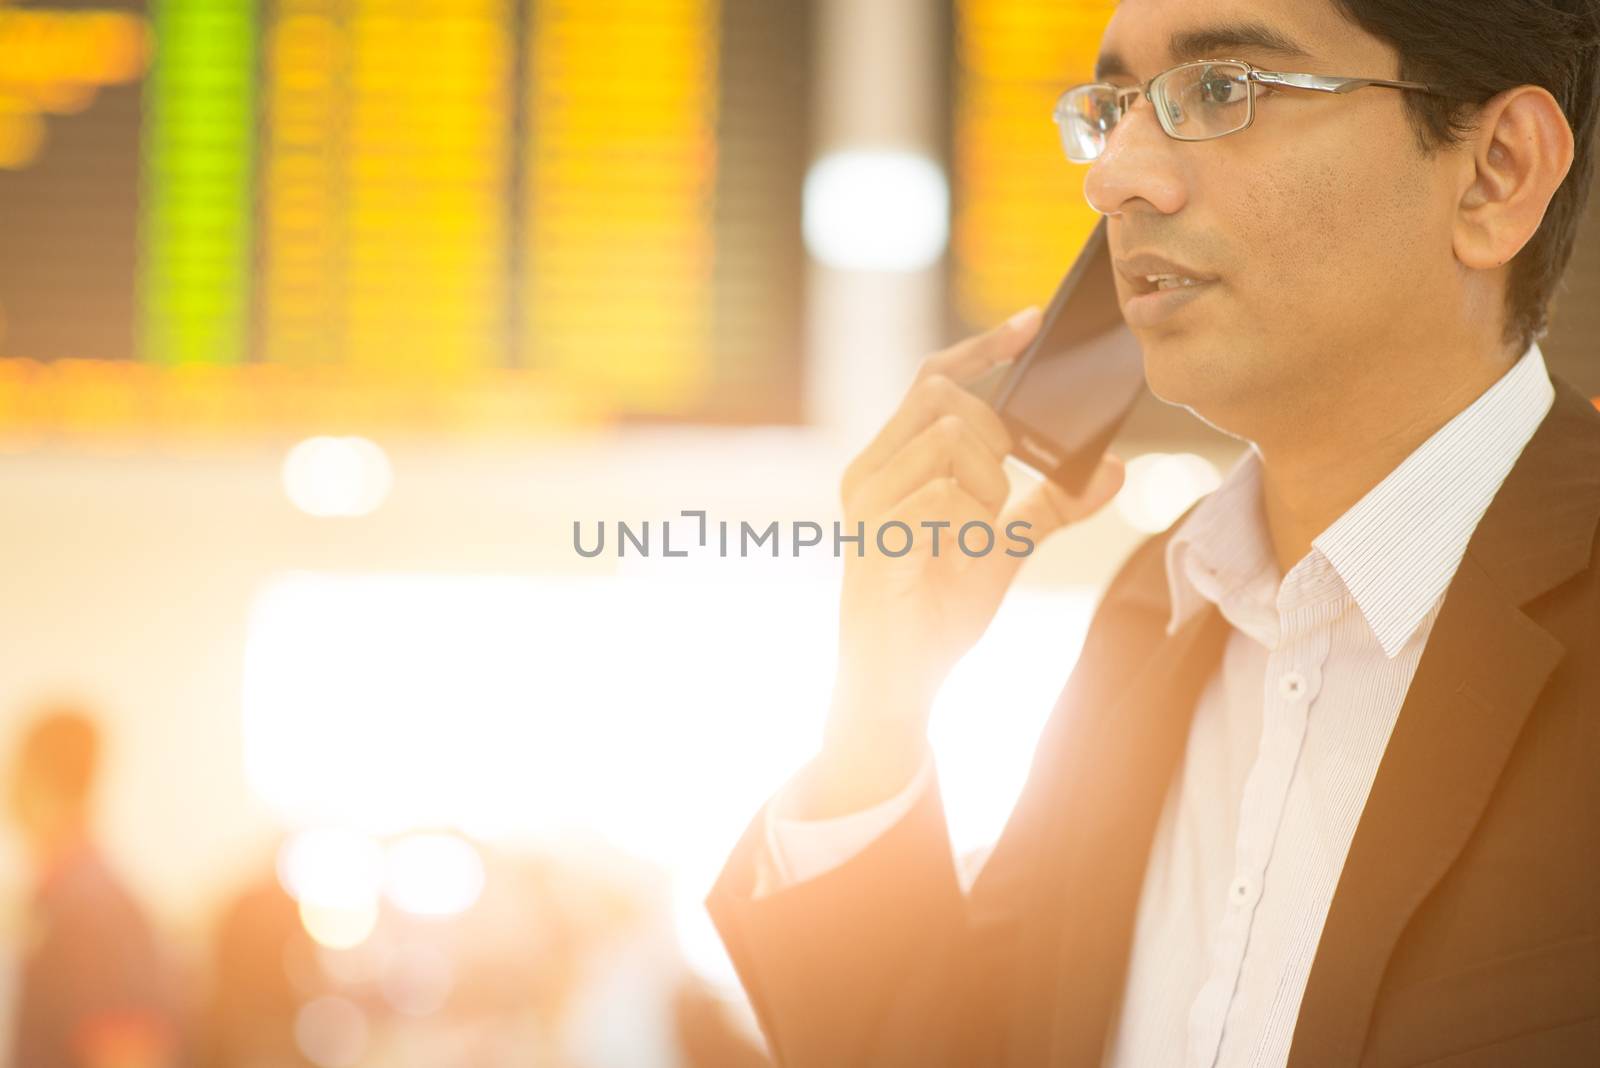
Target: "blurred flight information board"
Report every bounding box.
[0,0,811,435]
[950,0,1112,331]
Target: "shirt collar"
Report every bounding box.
[1163,447,1274,642]
[1164,343,1555,657]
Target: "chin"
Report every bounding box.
[1136,330,1208,405]
[1136,331,1254,434]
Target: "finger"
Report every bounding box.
[887,475,991,537]
[1000,453,1126,544]
[849,415,1011,521]
[914,306,1043,387]
[844,375,1013,502]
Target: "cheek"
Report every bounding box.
[1212,139,1434,329]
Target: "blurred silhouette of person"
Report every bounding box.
[7,704,182,1068]
[200,865,318,1068]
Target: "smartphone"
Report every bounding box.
[989,218,1145,496]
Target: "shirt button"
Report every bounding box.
[1230,877,1254,906]
[1278,670,1307,700]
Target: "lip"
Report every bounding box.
[1121,280,1217,328]
[1113,251,1220,329]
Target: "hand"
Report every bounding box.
[800,307,1127,817]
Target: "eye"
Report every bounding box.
[1198,66,1248,105]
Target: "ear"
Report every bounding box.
[1454,85,1575,271]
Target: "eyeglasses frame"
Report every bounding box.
[1053,58,1449,157]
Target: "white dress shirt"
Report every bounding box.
[759,344,1556,1068]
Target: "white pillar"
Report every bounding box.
[804,0,946,447]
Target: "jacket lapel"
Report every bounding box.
[1288,380,1600,1065]
[1050,601,1232,1067]
[998,531,1233,1066]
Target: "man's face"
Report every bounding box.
[1088,0,1466,436]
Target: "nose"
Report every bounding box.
[1082,95,1189,218]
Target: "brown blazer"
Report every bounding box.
[708,378,1600,1067]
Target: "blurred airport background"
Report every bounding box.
[1,1,1598,1065]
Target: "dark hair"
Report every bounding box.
[17,706,101,807]
[1333,0,1600,352]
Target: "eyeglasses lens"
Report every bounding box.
[1055,85,1119,162]
[1151,62,1252,141]
[1055,61,1254,161]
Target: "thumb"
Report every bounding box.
[1001,452,1126,545]
[919,305,1044,387]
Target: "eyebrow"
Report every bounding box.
[1094,21,1312,81]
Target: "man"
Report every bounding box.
[707,1,1600,1065]
[9,706,183,1068]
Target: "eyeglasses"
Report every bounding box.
[1054,58,1447,163]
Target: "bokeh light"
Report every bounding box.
[278,824,384,952]
[277,828,385,948]
[281,436,394,518]
[1115,452,1224,534]
[803,150,950,272]
[384,833,486,918]
[294,995,369,1068]
[277,827,386,907]
[298,900,380,951]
